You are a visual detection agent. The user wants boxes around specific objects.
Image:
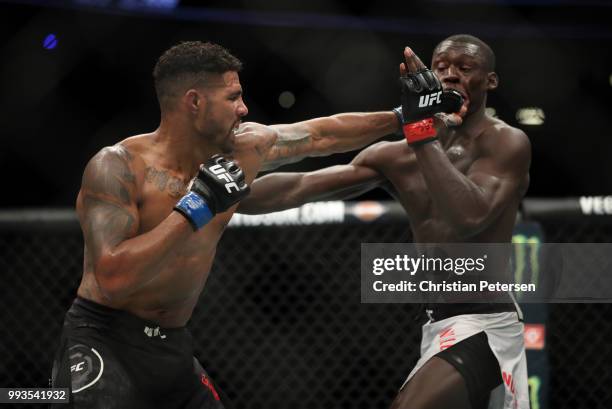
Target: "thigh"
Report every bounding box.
[390,356,471,409]
[51,338,143,409]
[179,357,231,409]
[391,331,502,409]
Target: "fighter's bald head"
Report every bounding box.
[434,34,495,72]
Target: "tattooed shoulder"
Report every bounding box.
[81,145,139,205]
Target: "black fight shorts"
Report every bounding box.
[50,297,230,409]
[435,331,502,409]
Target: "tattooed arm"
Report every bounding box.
[236,112,400,172]
[77,144,192,303]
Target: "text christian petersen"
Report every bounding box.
[370,254,536,293]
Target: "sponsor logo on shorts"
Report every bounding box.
[70,361,86,373]
[200,374,220,401]
[438,326,456,350]
[502,370,519,409]
[144,325,166,339]
[68,345,104,394]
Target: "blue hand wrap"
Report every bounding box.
[174,191,214,231]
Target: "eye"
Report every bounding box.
[435,64,447,72]
[228,92,242,101]
[460,66,472,73]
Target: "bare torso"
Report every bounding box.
[371,115,527,243]
[76,129,268,327]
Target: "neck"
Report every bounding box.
[461,100,487,130]
[154,113,218,175]
[438,100,488,146]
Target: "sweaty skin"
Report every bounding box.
[238,42,531,409]
[241,45,530,245]
[75,70,399,327]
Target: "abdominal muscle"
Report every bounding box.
[77,218,227,327]
[126,248,216,327]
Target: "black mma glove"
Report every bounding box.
[392,68,463,146]
[174,155,250,231]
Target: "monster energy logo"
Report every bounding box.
[512,234,542,300]
[528,376,542,409]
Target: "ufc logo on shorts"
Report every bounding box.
[418,91,442,107]
[71,361,85,373]
[209,164,240,193]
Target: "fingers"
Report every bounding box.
[399,62,407,77]
[433,112,464,129]
[403,47,426,74]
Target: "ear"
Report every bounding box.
[184,89,205,114]
[487,72,499,91]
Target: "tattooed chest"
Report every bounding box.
[137,166,188,231]
[144,166,189,199]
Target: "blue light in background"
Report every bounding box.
[43,33,58,50]
[118,0,180,10]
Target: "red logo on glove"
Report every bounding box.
[403,118,437,144]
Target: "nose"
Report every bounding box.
[439,66,460,84]
[237,99,248,117]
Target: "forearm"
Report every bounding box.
[239,164,383,215]
[414,143,489,236]
[238,173,305,214]
[310,112,400,154]
[263,112,399,171]
[94,212,192,299]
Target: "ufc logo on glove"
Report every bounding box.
[209,164,240,193]
[418,91,442,108]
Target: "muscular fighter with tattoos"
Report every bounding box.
[49,41,459,409]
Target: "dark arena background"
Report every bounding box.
[1,1,611,408]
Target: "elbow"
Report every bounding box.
[449,201,492,239]
[312,137,338,156]
[310,124,340,156]
[93,255,130,301]
[453,217,487,239]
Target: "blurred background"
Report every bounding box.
[1,1,611,409]
[0,0,611,207]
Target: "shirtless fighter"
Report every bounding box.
[49,41,459,409]
[239,35,531,409]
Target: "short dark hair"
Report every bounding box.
[153,41,242,109]
[434,34,495,71]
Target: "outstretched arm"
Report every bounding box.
[238,147,385,214]
[260,112,399,171]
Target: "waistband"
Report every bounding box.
[66,297,187,336]
[425,302,518,322]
